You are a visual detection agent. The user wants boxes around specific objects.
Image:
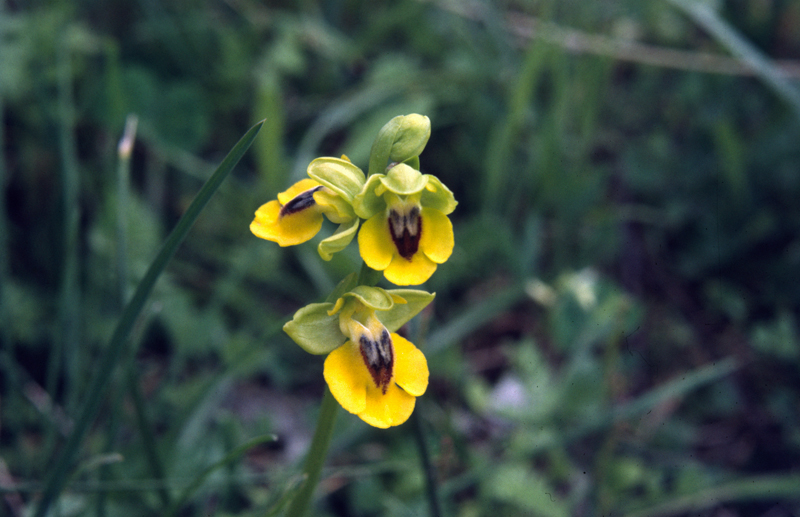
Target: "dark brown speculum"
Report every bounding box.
[359,329,394,393]
[280,186,323,217]
[388,205,421,260]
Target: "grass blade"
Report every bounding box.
[624,474,800,517]
[667,0,800,119]
[33,120,264,517]
[165,434,278,517]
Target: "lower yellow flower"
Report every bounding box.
[358,196,454,285]
[324,329,428,429]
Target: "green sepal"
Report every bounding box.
[353,174,387,219]
[307,157,366,202]
[368,114,431,177]
[314,188,356,223]
[317,218,359,261]
[380,163,428,196]
[340,285,395,312]
[283,302,346,355]
[325,273,359,304]
[420,175,458,215]
[377,290,435,332]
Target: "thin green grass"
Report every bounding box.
[33,120,264,517]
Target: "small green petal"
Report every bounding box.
[307,157,366,202]
[353,174,387,219]
[318,218,360,261]
[340,285,395,312]
[283,302,345,355]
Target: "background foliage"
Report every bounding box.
[2,0,800,515]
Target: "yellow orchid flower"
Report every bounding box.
[354,163,457,285]
[325,306,428,428]
[284,284,434,428]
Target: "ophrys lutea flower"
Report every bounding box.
[284,283,434,428]
[355,163,457,286]
[250,156,365,260]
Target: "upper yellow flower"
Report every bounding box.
[354,163,457,285]
[284,284,434,428]
[250,157,366,260]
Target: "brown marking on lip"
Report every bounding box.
[280,186,323,217]
[359,329,394,393]
[388,205,421,260]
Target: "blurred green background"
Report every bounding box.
[2,0,800,515]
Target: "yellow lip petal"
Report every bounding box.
[391,333,428,397]
[419,207,454,264]
[359,383,416,428]
[358,212,394,271]
[277,178,321,205]
[383,252,437,286]
[324,341,368,415]
[250,199,323,246]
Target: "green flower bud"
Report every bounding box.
[368,114,431,177]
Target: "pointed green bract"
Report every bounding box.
[283,303,345,355]
[378,290,436,332]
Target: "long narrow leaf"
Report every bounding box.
[624,474,800,517]
[34,120,264,517]
[667,0,800,118]
[165,434,278,517]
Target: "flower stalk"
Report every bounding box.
[284,387,339,517]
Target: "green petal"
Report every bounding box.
[283,303,346,355]
[307,157,366,202]
[340,285,395,312]
[377,290,435,332]
[380,163,428,196]
[318,218,360,261]
[420,175,458,215]
[353,174,387,219]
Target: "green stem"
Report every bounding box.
[412,408,442,517]
[284,387,339,517]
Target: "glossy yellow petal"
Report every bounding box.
[250,199,323,246]
[359,383,416,428]
[277,178,320,205]
[324,341,367,415]
[384,252,437,286]
[391,333,428,397]
[419,207,454,264]
[358,212,394,271]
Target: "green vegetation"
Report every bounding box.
[2,1,800,516]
